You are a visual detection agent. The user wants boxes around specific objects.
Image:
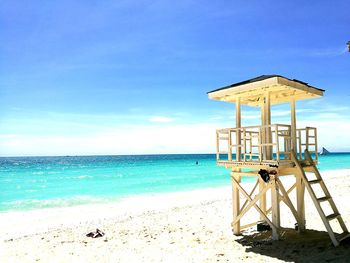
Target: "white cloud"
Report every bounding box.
[0,134,17,139]
[297,119,350,152]
[149,116,174,123]
[1,116,349,156]
[0,123,221,156]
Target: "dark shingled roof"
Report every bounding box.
[207,75,325,94]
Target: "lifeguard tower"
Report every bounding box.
[207,75,349,246]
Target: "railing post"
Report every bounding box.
[306,127,309,154]
[298,129,302,159]
[216,130,219,161]
[228,130,232,161]
[243,128,247,162]
[258,126,262,162]
[275,125,280,161]
[314,128,318,162]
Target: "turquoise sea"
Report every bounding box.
[1,153,350,212]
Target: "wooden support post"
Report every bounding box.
[291,100,305,231]
[261,91,272,160]
[291,99,297,154]
[265,92,272,160]
[231,170,241,235]
[296,169,306,231]
[259,179,267,221]
[236,97,241,161]
[260,101,266,160]
[259,93,270,221]
[271,176,280,240]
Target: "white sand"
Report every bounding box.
[1,170,350,262]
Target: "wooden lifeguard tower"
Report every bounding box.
[207,75,349,246]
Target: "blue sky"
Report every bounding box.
[1,0,349,156]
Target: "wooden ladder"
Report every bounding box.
[292,150,350,246]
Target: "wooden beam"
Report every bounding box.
[231,176,277,231]
[239,178,259,214]
[208,76,324,103]
[232,180,271,225]
[276,178,301,227]
[241,221,262,230]
[266,182,296,215]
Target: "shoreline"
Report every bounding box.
[2,168,349,213]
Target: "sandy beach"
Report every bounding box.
[2,170,350,263]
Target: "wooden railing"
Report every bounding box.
[296,127,318,162]
[216,124,318,163]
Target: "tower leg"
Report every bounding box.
[259,179,267,221]
[271,176,280,240]
[296,172,306,231]
[231,171,241,235]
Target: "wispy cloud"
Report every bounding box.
[307,47,349,57]
[0,123,218,156]
[149,116,174,123]
[0,134,17,139]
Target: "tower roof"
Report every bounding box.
[207,75,324,106]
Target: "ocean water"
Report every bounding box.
[1,153,350,212]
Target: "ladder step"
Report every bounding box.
[309,179,322,184]
[326,213,340,221]
[219,137,228,140]
[301,162,313,167]
[317,196,331,202]
[337,232,350,242]
[292,150,350,247]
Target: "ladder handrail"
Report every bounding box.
[292,150,349,246]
